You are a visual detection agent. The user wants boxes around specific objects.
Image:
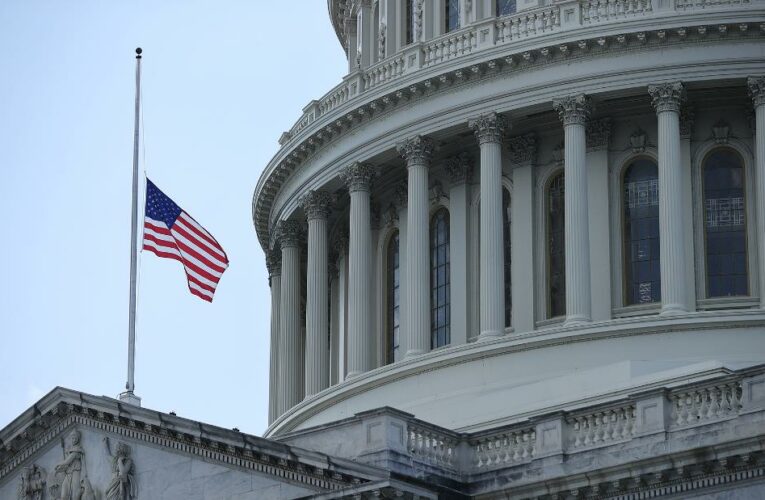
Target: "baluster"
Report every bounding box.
[573,417,583,447]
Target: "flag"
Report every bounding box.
[142,178,229,302]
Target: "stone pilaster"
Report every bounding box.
[445,154,473,345]
[469,112,507,339]
[649,82,688,314]
[266,250,281,425]
[328,257,340,386]
[276,220,304,415]
[748,76,765,308]
[397,136,435,356]
[300,191,333,397]
[553,94,592,324]
[340,162,375,378]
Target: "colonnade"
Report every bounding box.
[266,79,765,422]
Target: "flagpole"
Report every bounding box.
[120,47,143,407]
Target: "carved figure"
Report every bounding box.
[49,429,96,500]
[103,437,136,500]
[17,464,46,500]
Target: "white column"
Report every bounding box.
[276,221,303,414]
[300,191,332,397]
[748,76,765,308]
[469,112,506,339]
[267,252,281,425]
[394,182,409,360]
[329,257,340,386]
[397,136,435,357]
[446,154,473,345]
[648,82,688,315]
[341,163,375,378]
[553,95,592,325]
[358,1,373,69]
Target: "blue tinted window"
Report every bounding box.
[496,0,517,16]
[387,232,400,363]
[503,189,512,327]
[446,0,460,32]
[431,209,450,348]
[547,173,565,318]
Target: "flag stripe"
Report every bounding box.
[143,243,183,263]
[177,213,227,258]
[170,228,227,273]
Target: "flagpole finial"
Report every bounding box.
[135,47,142,58]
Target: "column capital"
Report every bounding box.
[396,135,435,166]
[748,76,765,107]
[586,118,612,151]
[553,94,592,126]
[444,153,473,184]
[276,220,304,249]
[508,133,538,165]
[299,190,334,220]
[340,162,375,192]
[648,82,686,114]
[266,250,282,278]
[469,112,507,145]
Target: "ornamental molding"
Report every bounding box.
[630,128,648,153]
[393,181,408,209]
[680,106,695,139]
[468,112,507,145]
[747,76,765,107]
[508,133,537,165]
[340,162,376,192]
[712,119,732,144]
[648,81,686,114]
[266,250,282,278]
[552,94,592,126]
[551,142,565,164]
[586,118,612,151]
[381,203,399,228]
[444,153,473,184]
[276,220,304,248]
[332,225,349,256]
[429,181,448,206]
[396,135,435,166]
[253,22,763,251]
[299,190,334,220]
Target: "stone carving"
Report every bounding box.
[551,142,565,163]
[712,119,731,144]
[553,94,592,126]
[679,106,695,139]
[414,0,424,41]
[382,203,398,227]
[103,437,136,500]
[468,112,507,145]
[378,23,386,60]
[444,153,473,184]
[630,128,647,153]
[299,190,334,220]
[266,250,282,278]
[648,81,685,114]
[508,133,538,165]
[332,225,349,255]
[748,76,765,107]
[396,135,435,166]
[17,464,46,500]
[429,181,447,205]
[49,430,97,500]
[340,162,375,192]
[276,220,304,248]
[586,118,612,151]
[393,181,408,209]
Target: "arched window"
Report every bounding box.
[445,0,460,32]
[386,232,400,364]
[503,188,512,327]
[431,208,450,348]
[547,173,565,318]
[703,148,748,297]
[496,0,517,16]
[623,158,661,305]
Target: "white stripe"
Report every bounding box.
[144,240,182,258]
[188,280,215,298]
[170,225,227,265]
[183,264,219,288]
[175,214,227,260]
[144,216,169,229]
[170,228,227,275]
[143,226,176,244]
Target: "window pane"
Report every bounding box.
[704,149,748,297]
[623,158,661,305]
[386,232,400,363]
[446,0,460,32]
[406,0,414,44]
[430,209,451,348]
[547,173,565,317]
[496,0,517,16]
[503,188,512,327]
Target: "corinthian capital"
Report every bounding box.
[266,250,282,278]
[648,82,686,114]
[748,76,765,107]
[508,133,538,165]
[396,135,435,166]
[340,162,375,193]
[299,190,334,220]
[553,94,592,126]
[586,118,612,151]
[444,153,473,184]
[468,112,507,145]
[276,220,304,248]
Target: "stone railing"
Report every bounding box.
[275,0,758,149]
[407,422,461,471]
[567,403,636,450]
[470,426,536,471]
[670,379,743,427]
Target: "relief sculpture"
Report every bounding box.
[48,430,97,500]
[17,464,46,500]
[103,437,136,500]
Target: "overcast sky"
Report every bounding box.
[0,1,347,436]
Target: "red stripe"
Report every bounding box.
[171,228,227,273]
[186,273,217,293]
[144,221,172,235]
[143,233,179,251]
[181,258,221,284]
[189,287,213,302]
[177,213,228,260]
[143,244,183,263]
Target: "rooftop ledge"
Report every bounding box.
[253,0,763,249]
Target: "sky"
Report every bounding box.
[0,1,347,436]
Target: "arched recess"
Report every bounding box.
[542,170,566,320]
[430,206,451,348]
[692,139,758,307]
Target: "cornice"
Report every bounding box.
[252,15,765,252]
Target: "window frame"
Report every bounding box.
[430,206,451,349]
[544,170,566,321]
[383,229,401,364]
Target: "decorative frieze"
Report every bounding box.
[299,190,334,220]
[444,154,473,184]
[469,112,507,145]
[396,135,435,166]
[508,133,537,165]
[748,76,765,107]
[586,118,612,151]
[648,81,686,114]
[553,94,592,126]
[340,162,375,192]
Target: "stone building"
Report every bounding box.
[3,0,765,498]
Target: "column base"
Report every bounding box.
[478,330,504,341]
[660,304,688,316]
[563,315,591,327]
[404,349,427,359]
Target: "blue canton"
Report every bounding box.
[145,179,182,228]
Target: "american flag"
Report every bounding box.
[142,179,229,302]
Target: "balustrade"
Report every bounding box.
[581,0,652,23]
[495,7,560,44]
[362,56,406,91]
[423,30,477,67]
[471,427,536,471]
[675,0,750,9]
[670,381,742,427]
[567,405,636,450]
[407,424,460,470]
